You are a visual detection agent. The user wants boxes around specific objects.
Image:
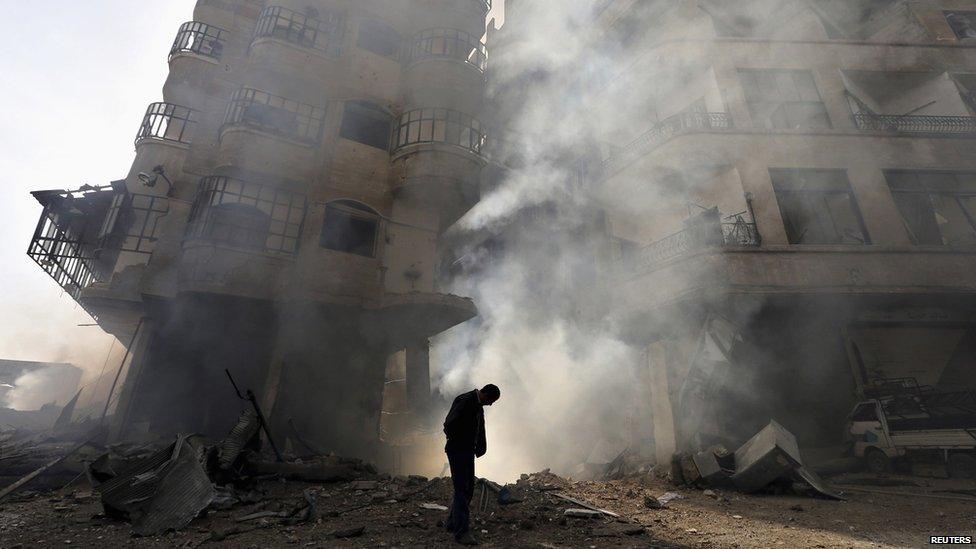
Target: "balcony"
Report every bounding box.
[221,88,325,145]
[185,176,307,257]
[599,111,733,180]
[391,108,486,156]
[252,6,344,57]
[135,102,196,148]
[406,28,488,73]
[852,113,976,136]
[622,213,761,274]
[169,21,227,62]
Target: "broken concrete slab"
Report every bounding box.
[732,420,803,493]
[794,466,844,501]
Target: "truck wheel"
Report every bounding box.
[947,454,976,479]
[865,448,891,474]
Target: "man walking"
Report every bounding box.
[443,384,501,545]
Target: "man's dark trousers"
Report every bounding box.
[446,450,475,538]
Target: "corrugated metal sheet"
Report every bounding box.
[218,409,260,470]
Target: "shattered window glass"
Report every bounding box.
[772,169,869,244]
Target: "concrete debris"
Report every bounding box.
[332,525,366,538]
[421,502,448,511]
[732,420,803,492]
[563,508,602,518]
[349,480,380,490]
[246,455,372,482]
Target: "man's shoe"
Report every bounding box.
[455,531,479,546]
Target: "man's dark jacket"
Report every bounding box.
[443,390,486,456]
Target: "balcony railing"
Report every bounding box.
[406,28,488,73]
[852,113,976,135]
[600,111,733,179]
[135,102,196,147]
[253,5,344,57]
[169,21,227,61]
[391,108,486,156]
[28,185,121,304]
[186,176,307,256]
[222,88,326,145]
[625,217,761,273]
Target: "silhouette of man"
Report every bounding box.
[443,384,500,545]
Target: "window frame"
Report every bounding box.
[338,101,393,150]
[885,170,976,246]
[319,200,381,258]
[770,168,871,245]
[739,69,832,130]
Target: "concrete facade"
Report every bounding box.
[27,0,490,461]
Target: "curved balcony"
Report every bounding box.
[391,108,486,157]
[169,21,227,62]
[252,5,344,57]
[185,176,307,257]
[599,111,733,180]
[135,102,196,148]
[222,87,325,146]
[405,28,487,73]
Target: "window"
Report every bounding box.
[392,108,485,155]
[187,176,307,255]
[771,169,870,244]
[945,11,976,40]
[170,21,227,60]
[357,20,400,58]
[253,5,344,57]
[339,101,392,150]
[739,69,831,130]
[224,88,326,144]
[886,171,976,246]
[320,201,379,258]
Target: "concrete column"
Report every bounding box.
[813,68,855,130]
[405,340,431,413]
[648,340,678,466]
[736,161,790,245]
[847,165,912,246]
[109,318,154,442]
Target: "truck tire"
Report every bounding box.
[865,448,891,474]
[947,454,976,479]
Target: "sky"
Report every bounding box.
[0,1,504,411]
[0,1,198,408]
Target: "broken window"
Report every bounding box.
[739,69,831,130]
[945,11,976,40]
[339,101,392,150]
[320,200,379,258]
[357,20,400,59]
[771,169,869,244]
[886,171,976,246]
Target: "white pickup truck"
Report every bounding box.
[849,397,976,478]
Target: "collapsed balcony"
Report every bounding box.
[843,70,976,135]
[28,183,168,311]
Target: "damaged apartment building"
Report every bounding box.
[27,0,491,466]
[488,0,976,465]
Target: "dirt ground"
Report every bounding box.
[0,469,973,548]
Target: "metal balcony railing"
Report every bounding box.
[391,108,486,156]
[135,102,196,147]
[600,111,733,178]
[222,88,326,144]
[28,185,120,304]
[626,217,761,273]
[170,21,227,61]
[253,5,344,57]
[407,28,488,73]
[852,113,976,135]
[186,176,307,256]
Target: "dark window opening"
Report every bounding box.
[320,201,379,258]
[339,101,392,150]
[771,169,870,245]
[209,203,272,250]
[886,171,976,246]
[852,403,879,422]
[945,11,976,40]
[357,20,400,58]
